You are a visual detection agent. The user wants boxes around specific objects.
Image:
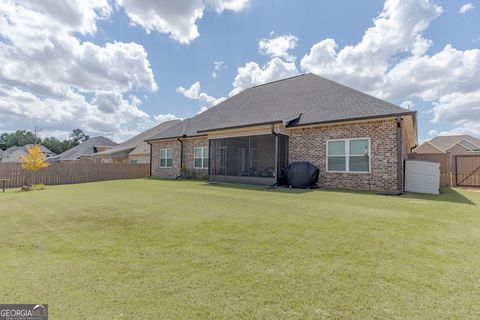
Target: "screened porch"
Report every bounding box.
[208,134,288,185]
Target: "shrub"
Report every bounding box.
[20,184,47,192]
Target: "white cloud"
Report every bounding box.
[205,0,249,12]
[177,82,201,99]
[116,0,249,44]
[18,0,111,35]
[431,92,480,135]
[176,81,225,113]
[459,3,474,14]
[301,0,443,95]
[0,0,162,141]
[198,93,226,113]
[400,100,415,110]
[154,113,182,123]
[300,0,480,137]
[259,34,298,61]
[428,129,439,137]
[0,86,153,141]
[212,60,226,78]
[230,57,298,96]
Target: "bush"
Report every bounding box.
[20,184,47,192]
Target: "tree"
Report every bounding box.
[0,130,37,150]
[70,129,89,145]
[41,137,65,155]
[20,145,50,187]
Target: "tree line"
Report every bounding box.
[0,129,89,154]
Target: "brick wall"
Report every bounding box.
[150,119,411,191]
[182,137,209,179]
[151,139,181,178]
[288,119,401,192]
[150,137,208,179]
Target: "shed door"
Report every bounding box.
[405,160,440,194]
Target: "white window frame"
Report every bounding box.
[326,138,371,173]
[159,148,172,168]
[194,147,209,169]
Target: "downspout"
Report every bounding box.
[396,116,403,194]
[176,137,184,179]
[271,124,279,188]
[148,141,152,177]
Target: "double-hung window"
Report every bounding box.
[327,138,370,173]
[159,148,172,168]
[194,147,209,169]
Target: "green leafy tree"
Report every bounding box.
[41,137,65,155]
[0,130,37,150]
[70,129,89,146]
[1,128,89,153]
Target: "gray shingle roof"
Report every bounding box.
[428,135,480,151]
[1,144,56,162]
[48,136,118,161]
[94,120,181,157]
[148,73,415,141]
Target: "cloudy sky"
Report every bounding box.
[0,0,478,142]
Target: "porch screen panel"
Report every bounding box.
[226,136,249,176]
[249,135,275,178]
[277,134,288,183]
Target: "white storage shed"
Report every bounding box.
[404,160,440,194]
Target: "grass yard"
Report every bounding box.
[1,179,480,319]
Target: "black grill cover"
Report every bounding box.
[286,162,319,187]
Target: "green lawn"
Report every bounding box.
[1,179,479,319]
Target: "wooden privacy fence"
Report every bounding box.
[456,155,480,187]
[0,162,150,188]
[408,153,452,186]
[408,153,480,187]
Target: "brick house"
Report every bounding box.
[147,74,417,192]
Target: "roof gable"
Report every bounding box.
[51,136,118,161]
[429,135,480,152]
[94,120,181,157]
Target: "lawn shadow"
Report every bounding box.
[206,182,477,205]
[149,178,477,205]
[401,187,477,206]
[205,182,316,194]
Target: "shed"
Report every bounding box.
[404,160,440,194]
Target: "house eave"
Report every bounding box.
[288,111,417,129]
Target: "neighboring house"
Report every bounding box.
[146,73,417,192]
[414,135,480,155]
[48,136,118,163]
[1,144,56,162]
[94,120,181,164]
